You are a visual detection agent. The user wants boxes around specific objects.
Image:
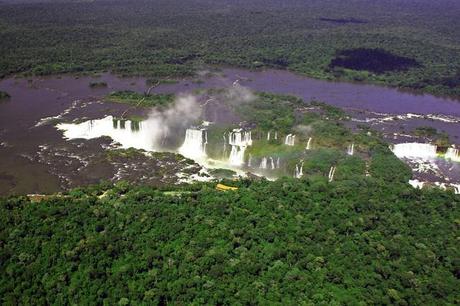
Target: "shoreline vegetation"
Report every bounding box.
[0,91,10,100]
[104,91,175,108]
[0,0,459,99]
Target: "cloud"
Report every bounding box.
[144,94,201,148]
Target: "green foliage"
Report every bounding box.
[105,90,174,108]
[1,177,458,304]
[370,146,412,183]
[237,92,302,133]
[0,90,10,100]
[208,168,237,179]
[1,0,458,96]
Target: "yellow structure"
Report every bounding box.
[216,184,238,191]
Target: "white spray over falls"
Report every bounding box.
[391,143,437,159]
[347,143,354,156]
[57,116,157,151]
[228,129,252,166]
[57,94,203,153]
[179,128,208,160]
[285,134,296,146]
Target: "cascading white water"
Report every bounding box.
[56,116,156,151]
[306,137,312,150]
[179,128,208,160]
[453,184,460,194]
[445,147,460,162]
[276,157,280,169]
[285,134,296,146]
[267,132,271,141]
[228,129,252,166]
[274,132,278,140]
[294,162,303,178]
[328,166,336,182]
[391,143,437,159]
[347,143,354,156]
[259,157,268,169]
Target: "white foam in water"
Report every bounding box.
[179,128,208,160]
[57,116,157,151]
[391,143,437,159]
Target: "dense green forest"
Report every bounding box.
[1,173,459,304]
[0,0,459,97]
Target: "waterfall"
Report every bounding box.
[248,154,253,168]
[285,134,296,146]
[294,162,303,178]
[434,182,447,191]
[274,132,278,140]
[391,143,437,159]
[276,157,280,169]
[347,143,354,156]
[445,147,460,162]
[269,157,275,170]
[306,137,312,150]
[328,166,336,182]
[453,184,460,194]
[179,128,208,160]
[259,157,268,169]
[267,131,271,141]
[228,129,252,166]
[161,129,168,146]
[409,179,424,190]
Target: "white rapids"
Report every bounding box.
[391,143,437,159]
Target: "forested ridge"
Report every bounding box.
[1,173,459,304]
[0,0,459,97]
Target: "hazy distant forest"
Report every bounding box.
[0,0,459,97]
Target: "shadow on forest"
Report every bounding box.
[329,48,421,74]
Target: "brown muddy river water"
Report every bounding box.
[0,67,459,195]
